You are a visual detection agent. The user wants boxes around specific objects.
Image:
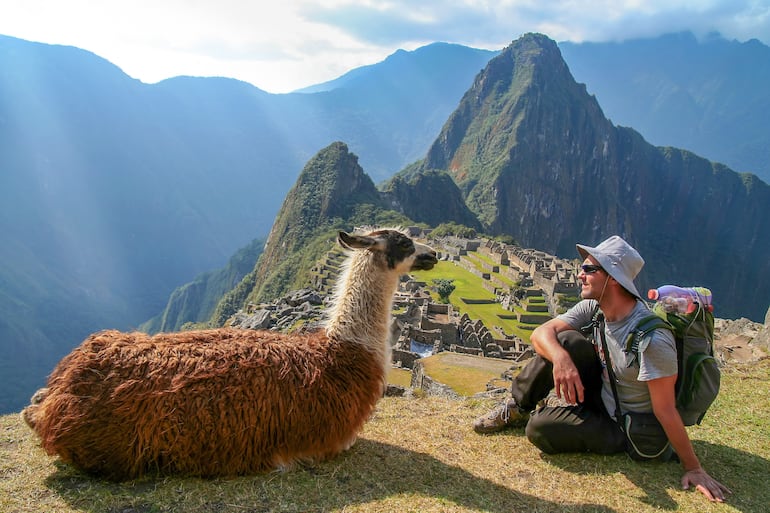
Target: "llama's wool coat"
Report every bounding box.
[22,228,437,481]
[28,328,384,480]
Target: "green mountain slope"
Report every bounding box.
[209,142,413,323]
[140,237,265,333]
[414,33,770,322]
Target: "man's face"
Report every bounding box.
[578,256,608,299]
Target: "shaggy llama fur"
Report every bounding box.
[21,228,437,480]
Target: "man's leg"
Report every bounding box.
[510,330,602,410]
[525,403,626,454]
[473,330,601,433]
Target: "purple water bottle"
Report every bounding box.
[648,285,713,313]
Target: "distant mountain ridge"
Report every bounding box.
[406,33,770,322]
[178,35,769,338]
[294,42,497,95]
[560,31,770,181]
[2,30,770,414]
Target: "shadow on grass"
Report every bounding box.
[541,440,768,512]
[45,438,617,513]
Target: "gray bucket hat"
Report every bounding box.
[576,235,644,299]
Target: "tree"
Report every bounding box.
[434,279,456,303]
[432,222,477,238]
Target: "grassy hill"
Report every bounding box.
[412,260,550,341]
[2,360,768,512]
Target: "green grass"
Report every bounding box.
[462,251,516,288]
[3,360,768,512]
[419,352,514,396]
[412,260,546,341]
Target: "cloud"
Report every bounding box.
[299,0,770,46]
[1,0,768,93]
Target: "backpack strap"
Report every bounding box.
[596,313,624,422]
[578,302,603,338]
[624,314,674,354]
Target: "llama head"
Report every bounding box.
[337,229,437,273]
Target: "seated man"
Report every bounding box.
[472,235,730,503]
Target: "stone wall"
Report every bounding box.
[410,360,461,398]
[392,348,421,369]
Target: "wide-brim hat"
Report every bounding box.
[576,235,644,299]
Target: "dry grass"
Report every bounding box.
[420,352,515,396]
[2,360,768,513]
[387,367,413,388]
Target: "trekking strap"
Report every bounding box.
[624,314,673,354]
[578,303,603,338]
[596,313,624,422]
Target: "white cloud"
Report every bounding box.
[1,0,768,93]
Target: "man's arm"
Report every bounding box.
[647,376,731,502]
[530,318,584,405]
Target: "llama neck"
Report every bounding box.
[325,253,399,353]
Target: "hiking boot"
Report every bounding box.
[473,398,529,434]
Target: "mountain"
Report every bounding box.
[559,31,770,184]
[140,237,265,333]
[286,42,498,181]
[407,33,770,322]
[247,141,395,302]
[0,35,491,413]
[0,36,300,413]
[217,142,414,318]
[380,169,482,230]
[295,42,497,96]
[158,144,482,331]
[3,30,770,414]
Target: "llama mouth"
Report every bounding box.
[412,255,438,271]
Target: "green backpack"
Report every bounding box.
[625,302,720,426]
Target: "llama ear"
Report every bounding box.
[338,231,375,250]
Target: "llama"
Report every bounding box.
[22,228,437,481]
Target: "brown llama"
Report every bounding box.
[21,228,437,481]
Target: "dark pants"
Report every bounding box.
[513,330,627,455]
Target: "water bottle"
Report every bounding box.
[657,296,690,313]
[648,285,714,313]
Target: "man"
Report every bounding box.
[472,235,731,503]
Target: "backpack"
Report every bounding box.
[624,302,721,426]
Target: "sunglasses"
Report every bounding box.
[580,264,604,274]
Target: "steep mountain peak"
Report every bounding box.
[415,32,770,321]
[264,141,380,253]
[240,141,399,304]
[425,32,610,224]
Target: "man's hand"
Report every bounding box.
[551,355,584,405]
[682,468,732,502]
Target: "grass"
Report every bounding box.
[387,367,413,388]
[412,261,539,340]
[419,352,514,396]
[3,360,768,513]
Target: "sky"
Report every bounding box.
[2,0,769,94]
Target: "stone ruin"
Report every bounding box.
[229,231,578,372]
[229,288,326,332]
[225,232,770,400]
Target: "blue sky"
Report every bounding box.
[2,0,769,93]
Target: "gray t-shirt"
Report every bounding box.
[558,299,677,416]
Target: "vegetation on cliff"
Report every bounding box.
[214,142,413,317]
[408,33,770,322]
